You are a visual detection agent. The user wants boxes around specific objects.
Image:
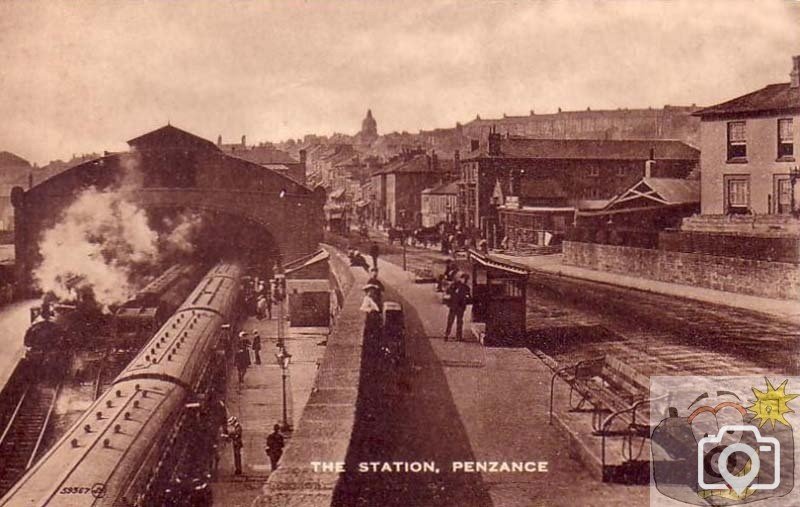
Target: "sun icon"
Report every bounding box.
[747,378,799,429]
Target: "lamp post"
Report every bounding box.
[399,210,408,271]
[275,346,293,432]
[790,166,800,218]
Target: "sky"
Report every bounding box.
[0,0,798,165]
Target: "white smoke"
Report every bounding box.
[33,188,204,308]
[33,187,159,306]
[160,210,203,257]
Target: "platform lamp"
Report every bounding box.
[791,166,800,218]
[275,346,293,432]
[399,209,408,271]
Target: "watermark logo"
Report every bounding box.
[650,377,797,505]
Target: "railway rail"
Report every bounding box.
[0,383,59,497]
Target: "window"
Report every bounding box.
[727,121,747,160]
[587,187,601,199]
[616,165,626,177]
[724,175,750,213]
[778,119,794,159]
[588,166,600,177]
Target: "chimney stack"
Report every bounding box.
[791,55,800,89]
[488,127,501,157]
[241,135,246,147]
[645,148,656,178]
[217,134,222,146]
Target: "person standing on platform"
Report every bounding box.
[444,273,472,342]
[235,341,250,385]
[265,424,285,472]
[251,331,262,365]
[227,416,244,475]
[366,268,385,309]
[369,241,380,269]
[360,284,383,350]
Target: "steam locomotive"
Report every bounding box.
[0,261,242,506]
[23,263,206,356]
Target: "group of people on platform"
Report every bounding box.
[234,329,262,385]
[217,327,286,478]
[243,277,278,321]
[219,414,285,477]
[359,259,472,344]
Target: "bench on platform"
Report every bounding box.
[549,354,654,481]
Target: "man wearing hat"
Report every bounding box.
[444,272,472,341]
[226,416,244,475]
[265,424,285,472]
[235,332,250,385]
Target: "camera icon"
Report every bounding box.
[698,425,780,495]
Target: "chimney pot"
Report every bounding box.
[791,55,800,88]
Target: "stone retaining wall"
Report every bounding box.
[259,247,367,507]
[563,241,800,301]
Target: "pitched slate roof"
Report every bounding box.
[694,83,800,118]
[225,145,299,165]
[372,154,433,175]
[0,151,31,167]
[127,125,220,152]
[464,138,699,161]
[592,177,699,215]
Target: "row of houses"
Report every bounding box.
[325,55,799,263]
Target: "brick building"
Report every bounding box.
[421,181,458,227]
[369,150,446,228]
[458,131,699,245]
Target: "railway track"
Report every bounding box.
[525,271,800,377]
[0,383,59,496]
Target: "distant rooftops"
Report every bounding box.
[464,137,699,161]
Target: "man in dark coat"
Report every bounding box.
[444,273,471,342]
[265,424,285,472]
[251,331,262,365]
[235,341,250,385]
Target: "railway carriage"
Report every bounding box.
[0,262,242,506]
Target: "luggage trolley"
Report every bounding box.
[382,301,405,364]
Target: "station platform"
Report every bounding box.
[332,257,644,506]
[491,252,800,323]
[211,314,328,507]
[0,299,38,391]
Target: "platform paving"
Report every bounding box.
[335,257,646,506]
[211,314,328,507]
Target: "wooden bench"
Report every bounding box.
[549,355,659,482]
[549,355,650,434]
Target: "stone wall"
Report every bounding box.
[563,241,800,301]
[259,247,367,507]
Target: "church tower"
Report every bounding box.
[359,109,378,143]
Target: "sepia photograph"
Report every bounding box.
[0,1,799,505]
